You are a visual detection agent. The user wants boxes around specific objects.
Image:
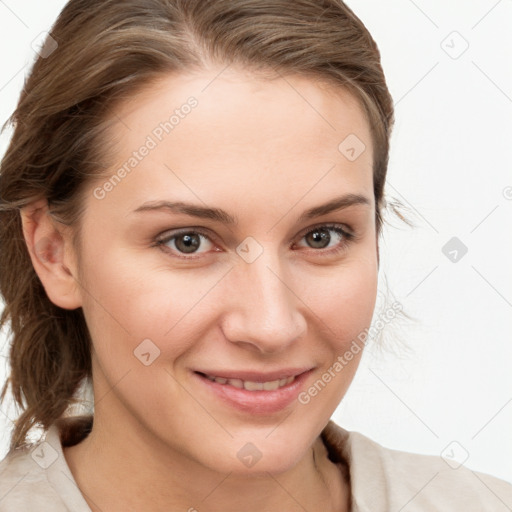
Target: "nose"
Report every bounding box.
[220,252,307,354]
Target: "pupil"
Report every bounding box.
[308,229,330,248]
[177,234,200,253]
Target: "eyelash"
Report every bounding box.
[153,223,356,260]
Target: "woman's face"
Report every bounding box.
[73,67,378,474]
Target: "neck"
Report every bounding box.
[63,415,350,512]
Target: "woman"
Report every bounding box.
[0,0,510,510]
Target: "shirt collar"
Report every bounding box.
[321,419,391,511]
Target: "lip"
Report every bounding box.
[192,367,314,414]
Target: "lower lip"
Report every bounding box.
[193,371,312,414]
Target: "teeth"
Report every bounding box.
[206,374,296,390]
[229,378,244,389]
[263,380,280,391]
[244,381,264,391]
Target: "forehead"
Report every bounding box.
[91,67,374,217]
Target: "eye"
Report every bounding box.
[295,223,354,254]
[155,229,215,257]
[154,223,355,260]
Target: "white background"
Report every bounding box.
[1,0,511,485]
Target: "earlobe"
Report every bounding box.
[20,199,82,310]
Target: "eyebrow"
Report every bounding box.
[132,193,370,225]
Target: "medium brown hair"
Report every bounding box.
[0,0,397,450]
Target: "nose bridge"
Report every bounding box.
[223,247,306,351]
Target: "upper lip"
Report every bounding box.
[195,368,314,382]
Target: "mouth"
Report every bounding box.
[193,368,313,414]
[201,373,296,391]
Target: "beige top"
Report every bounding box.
[0,419,511,511]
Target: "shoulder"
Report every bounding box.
[0,421,91,512]
[0,443,68,511]
[322,420,512,511]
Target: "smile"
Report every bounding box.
[193,369,313,414]
[203,374,296,391]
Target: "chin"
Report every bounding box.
[222,443,309,477]
[194,422,321,477]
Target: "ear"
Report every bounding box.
[20,199,82,310]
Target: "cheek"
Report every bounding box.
[80,237,377,357]
[78,249,229,366]
[296,254,378,347]
[288,256,377,444]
